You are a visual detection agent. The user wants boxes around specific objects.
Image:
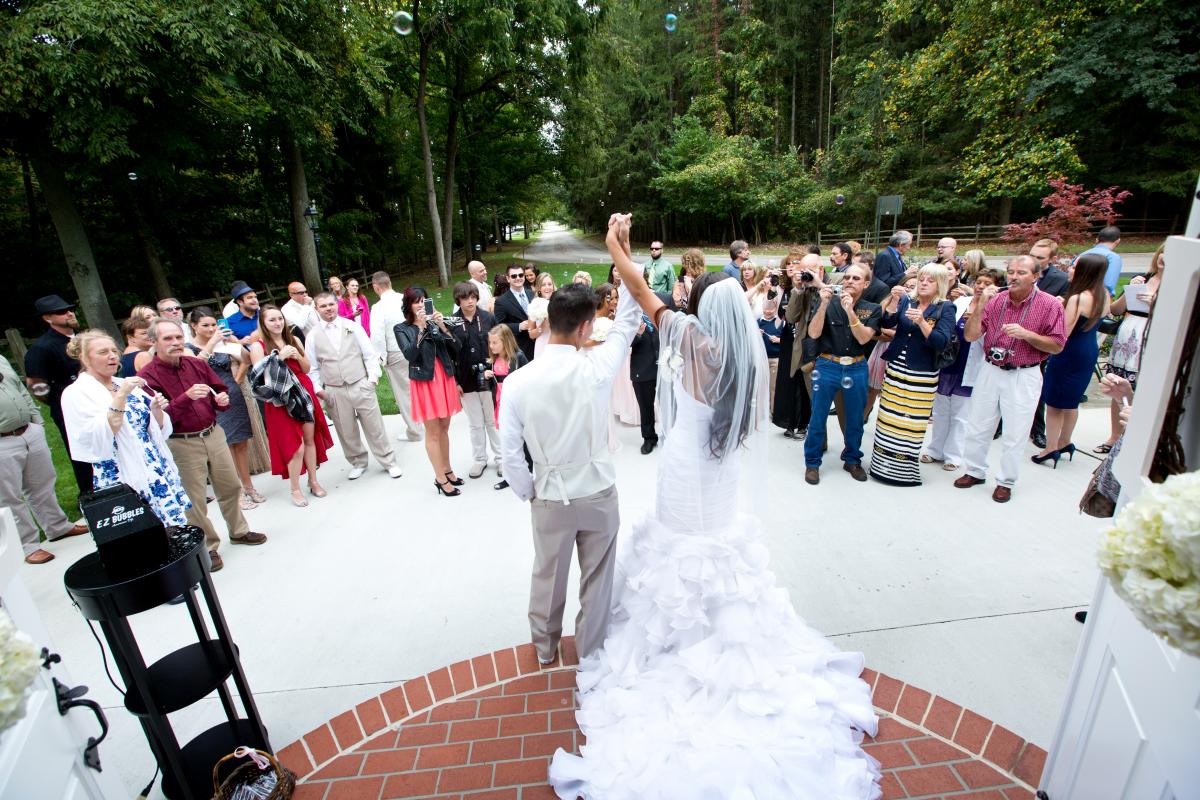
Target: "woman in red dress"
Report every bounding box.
[249,305,333,506]
[394,287,463,496]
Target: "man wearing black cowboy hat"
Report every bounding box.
[224,281,261,343]
[24,295,93,495]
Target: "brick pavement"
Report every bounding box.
[276,639,1047,800]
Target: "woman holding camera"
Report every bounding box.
[450,282,500,480]
[395,287,463,496]
[868,263,957,486]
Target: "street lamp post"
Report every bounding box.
[303,202,328,289]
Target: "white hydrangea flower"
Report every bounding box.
[0,609,40,737]
[527,297,549,324]
[1099,472,1200,657]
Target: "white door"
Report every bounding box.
[0,509,125,800]
[1040,233,1200,799]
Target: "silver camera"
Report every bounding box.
[830,284,842,296]
[986,346,1010,364]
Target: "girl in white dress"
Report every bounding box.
[549,215,880,800]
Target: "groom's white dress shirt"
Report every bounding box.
[499,289,640,504]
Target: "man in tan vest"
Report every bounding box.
[305,292,403,480]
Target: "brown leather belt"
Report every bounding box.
[819,354,865,365]
[0,424,29,438]
[170,425,215,440]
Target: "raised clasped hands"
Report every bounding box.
[606,212,633,257]
[278,344,299,361]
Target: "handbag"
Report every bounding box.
[1079,469,1116,517]
[211,747,295,800]
[932,302,960,370]
[1097,316,1122,335]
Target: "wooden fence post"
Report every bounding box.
[915,224,922,249]
[5,329,27,374]
[974,223,981,243]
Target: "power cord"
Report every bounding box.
[136,767,159,800]
[84,618,125,698]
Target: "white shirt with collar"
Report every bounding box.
[370,289,407,358]
[305,315,381,391]
[281,298,319,333]
[470,278,493,308]
[499,288,640,504]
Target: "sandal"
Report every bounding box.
[1093,443,1114,454]
[309,483,328,498]
[494,479,509,491]
[920,454,941,463]
[943,463,959,471]
[290,489,308,508]
[246,489,267,504]
[239,494,258,511]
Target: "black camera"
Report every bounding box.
[472,362,489,383]
[799,272,814,282]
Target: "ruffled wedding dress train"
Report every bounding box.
[549,387,881,800]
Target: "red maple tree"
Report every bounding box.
[1003,178,1132,246]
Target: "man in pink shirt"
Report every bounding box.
[953,255,1066,503]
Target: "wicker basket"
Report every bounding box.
[211,747,296,800]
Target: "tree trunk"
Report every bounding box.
[789,62,797,149]
[440,63,464,274]
[21,155,40,265]
[997,196,1013,227]
[282,132,322,292]
[135,220,171,299]
[28,149,120,340]
[415,29,449,286]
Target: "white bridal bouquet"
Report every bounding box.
[0,609,40,737]
[590,316,612,342]
[1098,471,1200,658]
[527,297,549,325]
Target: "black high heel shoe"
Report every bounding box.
[434,479,462,496]
[444,471,464,486]
[1059,443,1076,461]
[1031,450,1061,468]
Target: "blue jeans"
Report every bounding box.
[804,358,869,468]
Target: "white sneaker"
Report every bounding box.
[387,465,403,479]
[469,462,486,479]
[347,466,366,480]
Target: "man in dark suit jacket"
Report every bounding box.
[630,292,675,454]
[492,264,536,362]
[873,230,913,288]
[1030,239,1070,297]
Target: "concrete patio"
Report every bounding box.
[21,399,1113,797]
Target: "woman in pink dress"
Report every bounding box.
[248,305,333,506]
[338,277,371,333]
[394,288,463,496]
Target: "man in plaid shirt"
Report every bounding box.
[952,255,1067,503]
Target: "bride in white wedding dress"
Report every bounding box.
[548,215,881,800]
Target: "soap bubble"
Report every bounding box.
[391,10,414,35]
[128,172,138,181]
[841,375,854,389]
[664,13,678,32]
[835,193,845,206]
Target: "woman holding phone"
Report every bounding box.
[394,287,463,496]
[187,307,264,508]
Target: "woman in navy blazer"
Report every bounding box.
[868,263,957,485]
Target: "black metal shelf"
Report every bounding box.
[123,641,238,717]
[160,719,270,800]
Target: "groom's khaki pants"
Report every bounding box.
[528,484,620,662]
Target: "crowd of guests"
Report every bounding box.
[3,223,1157,566]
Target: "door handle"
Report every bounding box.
[52,678,109,772]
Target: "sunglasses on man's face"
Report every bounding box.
[160,305,182,312]
[508,273,523,280]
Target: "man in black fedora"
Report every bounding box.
[224,281,260,343]
[24,295,92,495]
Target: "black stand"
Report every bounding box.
[64,526,269,800]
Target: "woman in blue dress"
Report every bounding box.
[61,330,191,526]
[1033,253,1110,467]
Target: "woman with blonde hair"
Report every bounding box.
[961,249,987,283]
[572,270,593,287]
[61,330,190,525]
[868,263,957,485]
[672,247,707,309]
[530,273,556,359]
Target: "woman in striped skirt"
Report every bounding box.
[869,264,957,485]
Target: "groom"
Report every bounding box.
[499,250,641,664]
